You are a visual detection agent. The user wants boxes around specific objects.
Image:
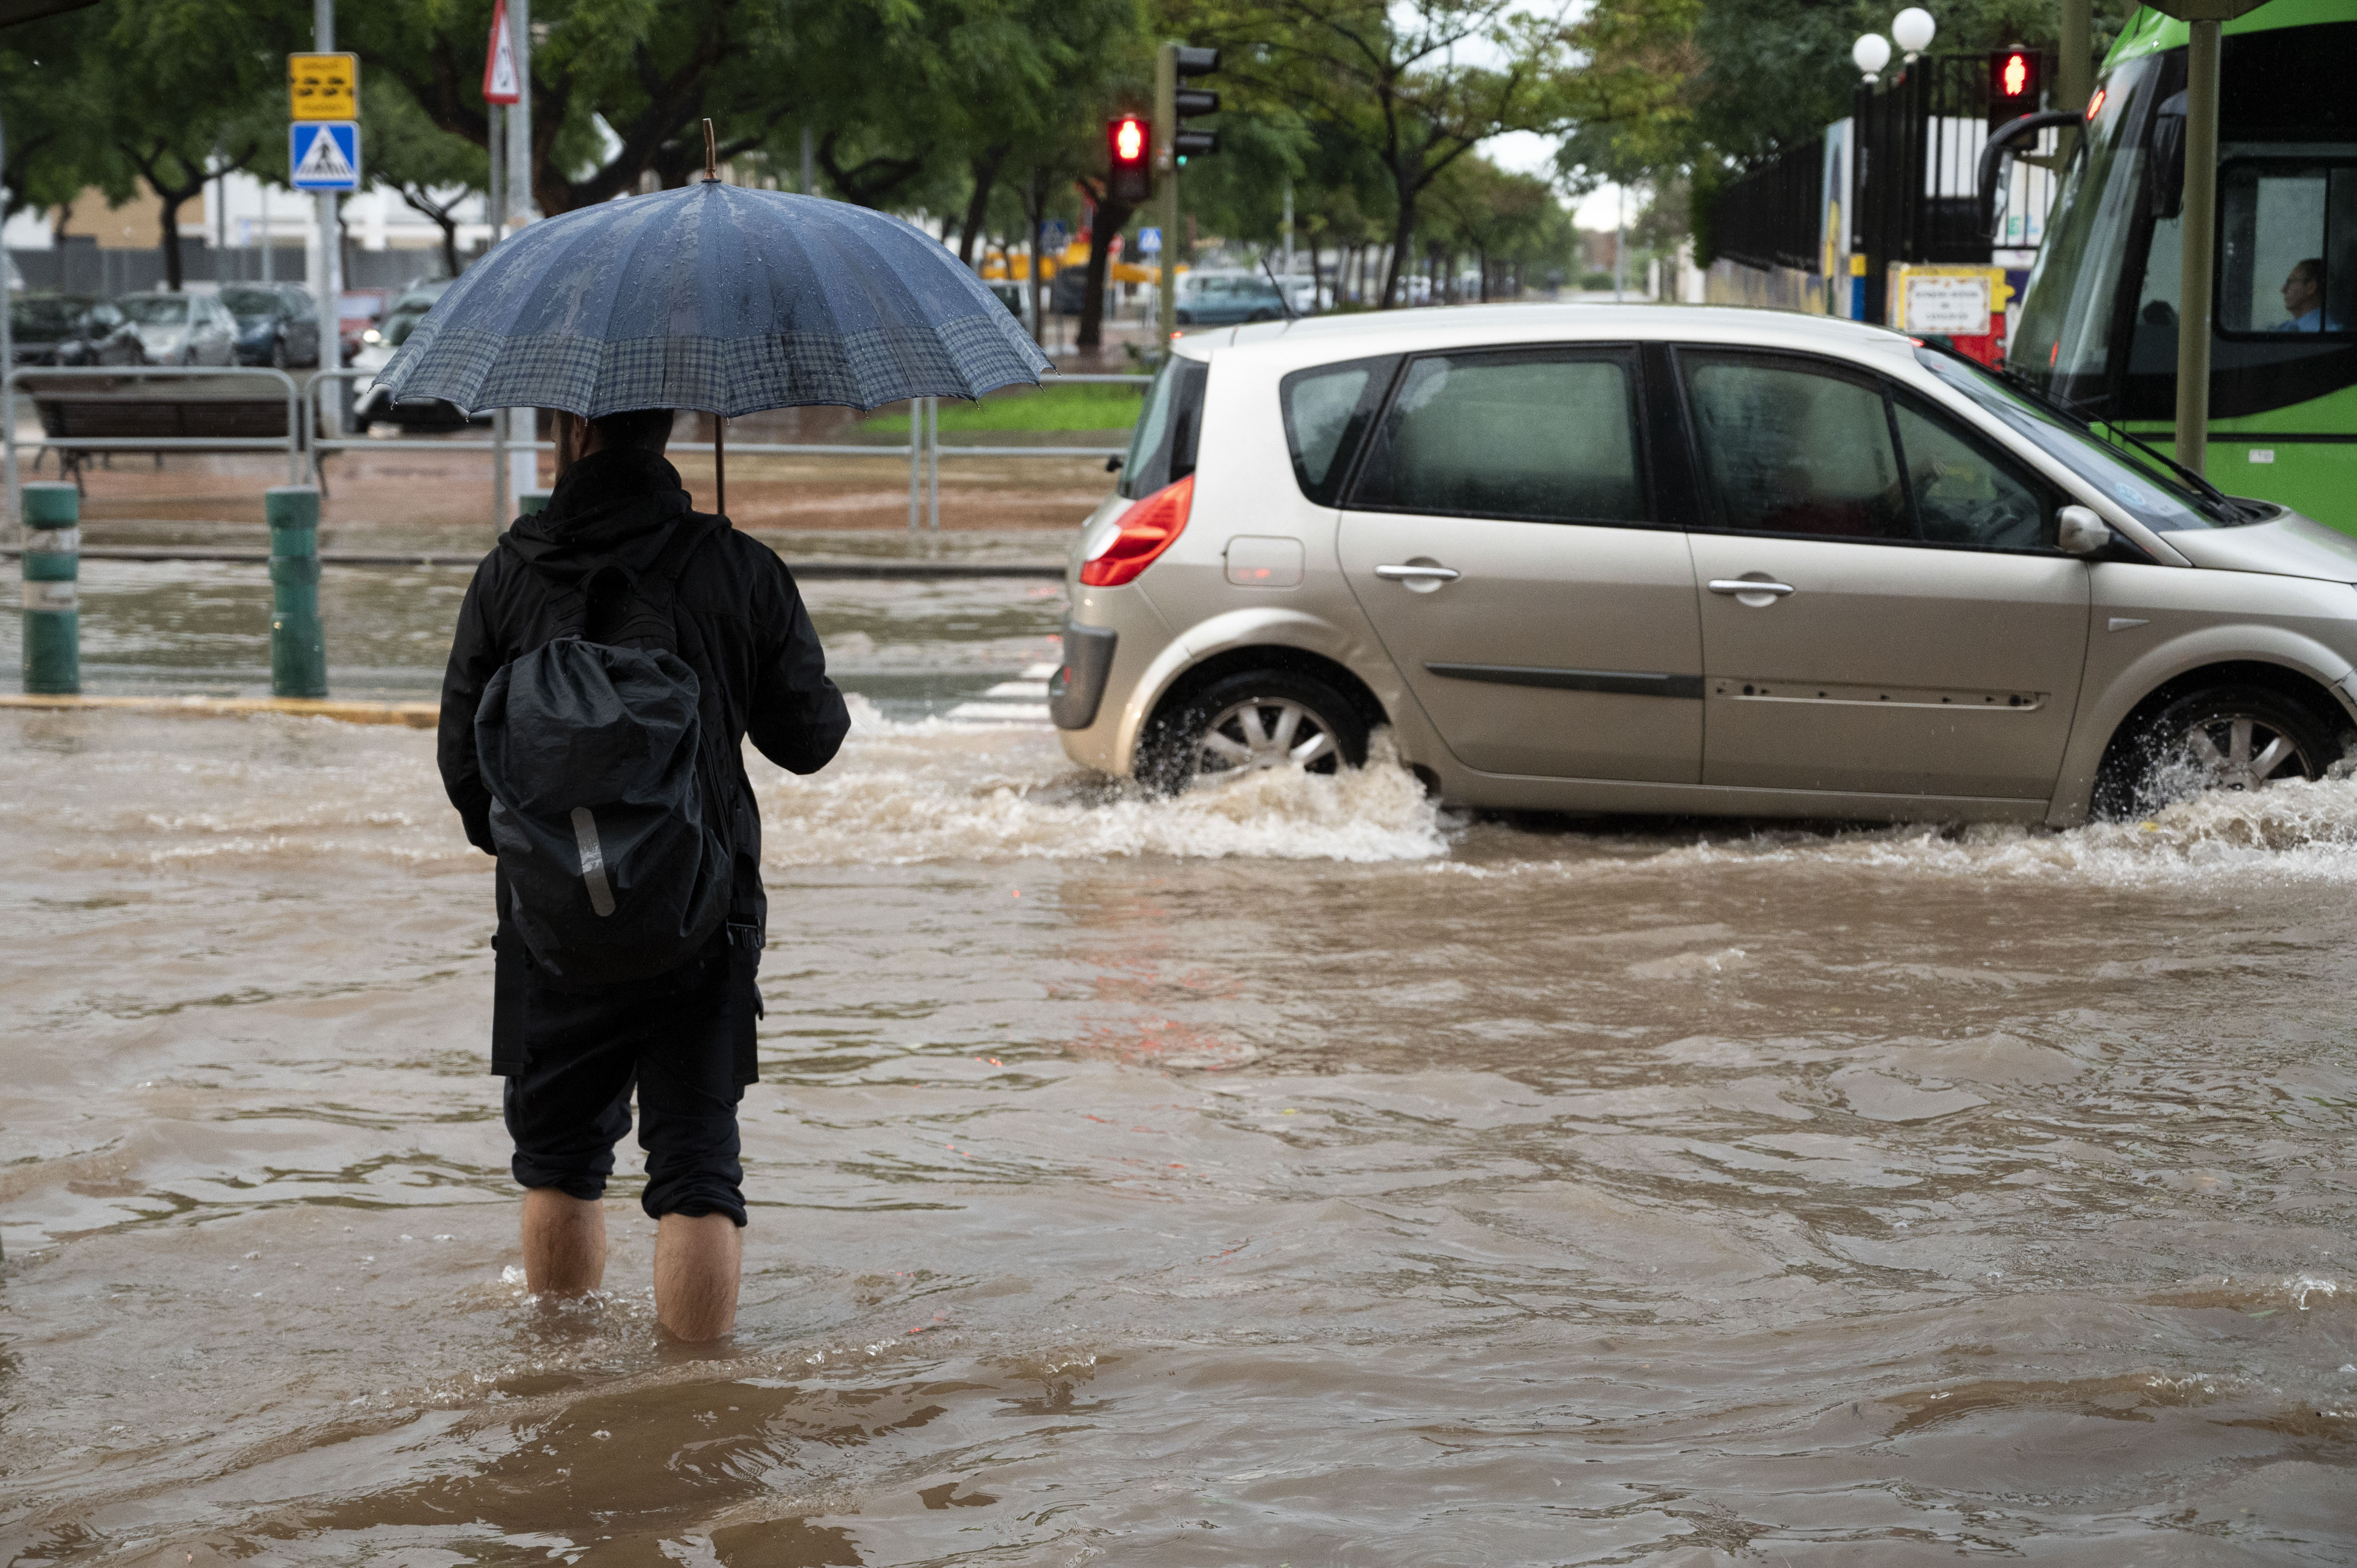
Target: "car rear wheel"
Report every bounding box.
[1141,669,1369,794]
[2093,683,2343,818]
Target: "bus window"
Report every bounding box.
[2218,163,2356,335]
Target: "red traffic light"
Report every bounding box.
[1108,114,1150,204]
[1110,115,1148,168]
[1987,47,2040,107]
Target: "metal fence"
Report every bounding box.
[3,365,308,522]
[1713,132,1829,275]
[5,367,1145,533]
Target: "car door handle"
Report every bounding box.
[1707,579,1795,597]
[1375,564,1461,582]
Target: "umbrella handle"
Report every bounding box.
[703,119,717,183]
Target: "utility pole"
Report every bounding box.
[1155,42,1178,348]
[2146,0,2263,476]
[2057,0,2091,163]
[314,0,342,439]
[3,105,16,530]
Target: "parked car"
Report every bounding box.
[1173,271,1288,327]
[337,289,392,365]
[111,292,239,365]
[1052,304,2357,826]
[219,283,322,368]
[11,294,101,364]
[351,283,476,427]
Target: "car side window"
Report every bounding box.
[1280,354,1396,506]
[1890,392,2056,550]
[1679,351,1910,541]
[1347,347,1647,525]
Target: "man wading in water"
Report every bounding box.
[439,408,848,1340]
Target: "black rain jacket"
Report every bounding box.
[438,447,849,944]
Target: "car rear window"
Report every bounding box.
[1118,356,1209,499]
[1347,348,1647,524]
[1280,355,1396,506]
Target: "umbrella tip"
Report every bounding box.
[703,119,717,183]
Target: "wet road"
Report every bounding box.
[2,564,2353,1563]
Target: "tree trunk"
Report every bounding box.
[1078,189,1134,351]
[957,144,1011,268]
[1381,170,1417,310]
[158,193,185,292]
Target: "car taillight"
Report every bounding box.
[1080,474,1193,586]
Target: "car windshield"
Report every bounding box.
[1916,348,2234,530]
[116,297,189,325]
[220,287,281,317]
[11,297,90,335]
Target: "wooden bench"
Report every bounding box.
[29,385,298,490]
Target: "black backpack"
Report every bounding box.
[474,519,734,987]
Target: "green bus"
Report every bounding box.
[2010,0,2355,529]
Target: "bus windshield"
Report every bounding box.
[1919,348,2238,531]
[2010,53,2160,403]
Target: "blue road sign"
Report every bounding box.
[1041,219,1069,251]
[290,121,361,192]
[1138,226,1163,255]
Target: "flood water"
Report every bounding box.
[3,560,2354,1563]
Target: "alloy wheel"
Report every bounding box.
[2176,714,2311,793]
[1192,696,1339,779]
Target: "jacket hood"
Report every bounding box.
[501,448,696,588]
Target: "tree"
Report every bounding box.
[345,0,794,219]
[365,82,489,278]
[1423,156,1554,300]
[1178,0,1571,308]
[100,0,288,291]
[0,9,107,227]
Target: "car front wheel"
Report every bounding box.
[2093,682,2343,818]
[1140,669,1369,795]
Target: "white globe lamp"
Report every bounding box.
[1852,32,1892,82]
[1891,7,1937,61]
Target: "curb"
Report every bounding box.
[0,693,439,727]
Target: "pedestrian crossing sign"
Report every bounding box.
[290,121,361,192]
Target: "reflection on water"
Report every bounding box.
[0,555,1069,716]
[2,710,2352,1563]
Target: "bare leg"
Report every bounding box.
[522,1188,607,1295]
[654,1212,742,1341]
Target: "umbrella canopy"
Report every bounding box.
[373,182,1049,419]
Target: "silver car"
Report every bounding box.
[1050,306,2357,824]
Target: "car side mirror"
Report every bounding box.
[2057,505,2111,557]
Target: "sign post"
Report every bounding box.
[292,8,354,439]
[484,0,520,523]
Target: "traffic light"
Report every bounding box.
[1987,46,2042,129]
[1108,114,1150,204]
[1172,45,1219,164]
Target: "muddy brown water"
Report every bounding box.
[2,570,2354,1562]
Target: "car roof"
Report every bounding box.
[1170,303,1922,370]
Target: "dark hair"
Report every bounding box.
[587,407,676,451]
[2292,258,2325,283]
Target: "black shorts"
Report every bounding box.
[494,929,763,1226]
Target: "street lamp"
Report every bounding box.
[1852,32,1892,83]
[1892,7,1937,62]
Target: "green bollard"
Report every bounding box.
[21,481,80,695]
[519,489,553,517]
[265,485,328,698]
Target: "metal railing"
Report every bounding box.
[5,364,308,525]
[5,365,1147,533]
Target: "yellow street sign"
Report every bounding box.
[289,53,357,121]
